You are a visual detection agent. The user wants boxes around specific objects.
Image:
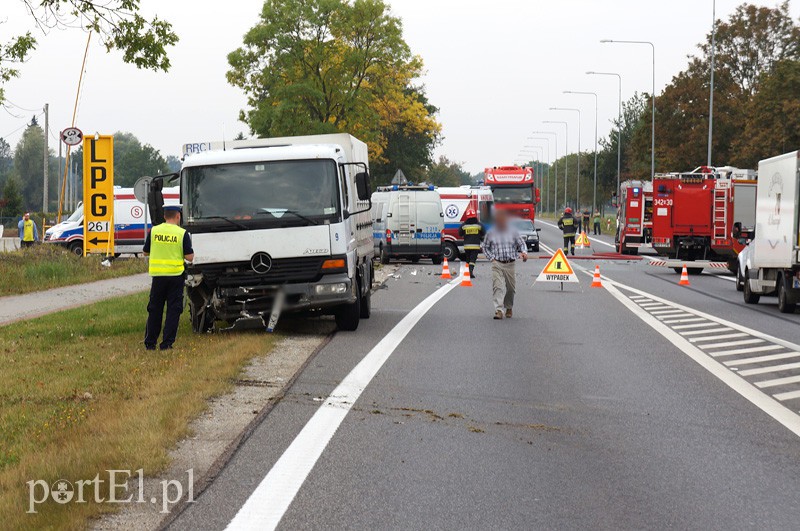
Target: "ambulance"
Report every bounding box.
[437,186,494,261]
[44,187,180,255]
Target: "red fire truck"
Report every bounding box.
[651,166,756,274]
[615,180,654,255]
[484,166,540,222]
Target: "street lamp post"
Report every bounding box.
[550,107,581,209]
[587,71,622,200]
[708,0,716,166]
[543,121,568,210]
[564,91,598,213]
[601,39,656,179]
[527,139,551,213]
[531,132,558,214]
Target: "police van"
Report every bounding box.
[44,186,180,255]
[372,185,444,264]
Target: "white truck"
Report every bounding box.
[743,151,800,313]
[168,133,374,332]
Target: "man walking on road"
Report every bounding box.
[18,213,39,249]
[481,209,528,320]
[143,205,194,350]
[458,211,485,278]
[558,208,577,256]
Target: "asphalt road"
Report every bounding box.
[168,223,800,530]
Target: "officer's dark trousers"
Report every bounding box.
[465,249,480,276]
[593,222,601,235]
[145,276,184,349]
[563,235,575,255]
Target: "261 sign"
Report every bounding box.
[82,135,115,256]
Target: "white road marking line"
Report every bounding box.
[662,317,706,324]
[673,322,721,330]
[701,338,765,349]
[710,345,785,357]
[773,389,800,401]
[651,310,689,316]
[724,352,800,367]
[738,361,800,377]
[756,374,800,389]
[598,277,800,438]
[689,333,749,343]
[630,296,649,301]
[225,279,460,530]
[640,303,669,309]
[680,327,732,336]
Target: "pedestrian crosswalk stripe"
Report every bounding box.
[773,389,800,401]
[662,317,706,324]
[702,338,765,350]
[737,360,800,376]
[724,352,800,366]
[674,322,722,330]
[690,333,748,343]
[680,327,732,336]
[711,344,784,358]
[756,374,800,389]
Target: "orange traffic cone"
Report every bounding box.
[591,265,603,288]
[679,265,691,286]
[460,263,473,287]
[441,257,452,279]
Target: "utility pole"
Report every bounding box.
[43,103,49,212]
[708,0,716,166]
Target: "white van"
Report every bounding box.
[44,186,180,255]
[372,185,444,264]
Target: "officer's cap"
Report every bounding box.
[164,204,183,213]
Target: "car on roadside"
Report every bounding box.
[511,217,540,252]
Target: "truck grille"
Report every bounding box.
[198,257,331,287]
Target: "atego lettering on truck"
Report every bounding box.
[171,133,374,333]
[371,185,444,265]
[484,166,540,222]
[615,180,653,255]
[651,165,757,274]
[437,185,494,261]
[44,187,180,256]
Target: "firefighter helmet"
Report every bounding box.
[564,207,573,214]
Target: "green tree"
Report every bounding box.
[227,0,440,166]
[1,175,23,218]
[425,156,470,187]
[13,119,47,210]
[112,131,169,186]
[734,59,800,165]
[1,1,178,104]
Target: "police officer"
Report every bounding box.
[143,205,194,350]
[459,211,485,278]
[558,207,577,256]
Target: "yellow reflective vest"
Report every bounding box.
[148,223,186,277]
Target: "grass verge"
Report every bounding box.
[0,292,276,530]
[0,245,146,297]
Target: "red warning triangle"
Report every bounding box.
[537,248,579,283]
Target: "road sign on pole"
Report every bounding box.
[82,135,115,256]
[61,127,83,146]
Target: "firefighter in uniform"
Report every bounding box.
[143,205,194,350]
[458,211,485,278]
[558,207,577,256]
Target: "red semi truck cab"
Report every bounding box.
[616,180,653,255]
[652,166,756,271]
[484,166,540,222]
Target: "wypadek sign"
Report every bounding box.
[82,135,115,255]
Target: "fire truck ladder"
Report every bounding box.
[713,187,728,241]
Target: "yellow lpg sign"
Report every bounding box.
[82,135,115,255]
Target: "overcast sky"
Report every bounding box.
[2,0,798,173]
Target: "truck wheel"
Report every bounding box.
[431,255,443,265]
[359,270,371,319]
[410,256,420,264]
[380,246,390,265]
[69,241,83,256]
[743,269,760,305]
[736,269,744,292]
[335,283,361,331]
[189,301,215,333]
[533,243,540,252]
[688,268,704,276]
[777,274,797,314]
[443,242,459,261]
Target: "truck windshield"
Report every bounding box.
[183,160,340,226]
[491,186,533,204]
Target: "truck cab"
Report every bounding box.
[615,180,653,255]
[175,134,373,332]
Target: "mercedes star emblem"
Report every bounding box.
[250,252,273,274]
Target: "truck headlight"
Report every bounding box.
[315,283,348,295]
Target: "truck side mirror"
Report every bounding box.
[355,172,371,201]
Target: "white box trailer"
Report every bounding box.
[743,151,800,312]
[175,133,374,331]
